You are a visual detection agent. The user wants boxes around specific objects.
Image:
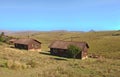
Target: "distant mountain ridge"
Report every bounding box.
[0,30,15,35]
[0,29,119,36]
[0,30,40,35]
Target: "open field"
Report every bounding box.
[0,30,120,77]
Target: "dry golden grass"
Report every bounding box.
[0,31,120,77]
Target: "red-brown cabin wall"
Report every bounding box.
[28,41,41,50]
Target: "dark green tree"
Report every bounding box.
[0,37,4,42]
[67,45,81,59]
[0,32,5,42]
[0,32,4,36]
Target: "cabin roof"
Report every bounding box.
[49,40,89,50]
[14,38,41,45]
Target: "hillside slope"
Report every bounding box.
[10,30,120,59]
[0,30,120,77]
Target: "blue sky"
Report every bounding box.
[0,0,120,31]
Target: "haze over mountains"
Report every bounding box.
[0,30,42,34]
[0,29,120,36]
[0,29,83,35]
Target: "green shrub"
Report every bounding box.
[67,45,81,59]
[0,37,4,42]
[0,32,5,42]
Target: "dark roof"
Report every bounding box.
[49,40,89,50]
[14,38,41,45]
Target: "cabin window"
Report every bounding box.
[24,45,28,49]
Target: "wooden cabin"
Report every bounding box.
[14,38,41,51]
[49,40,89,59]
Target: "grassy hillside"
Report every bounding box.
[0,30,120,77]
[11,30,120,59]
